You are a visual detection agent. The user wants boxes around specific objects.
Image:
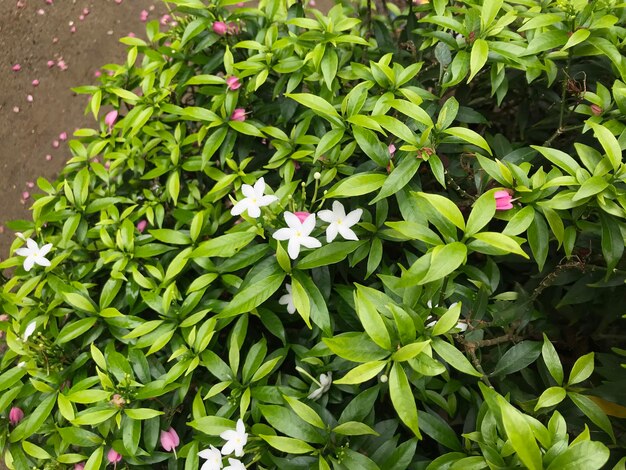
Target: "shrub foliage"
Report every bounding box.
[1,0,626,468]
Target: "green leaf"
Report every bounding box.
[0,367,26,392]
[259,435,316,454]
[372,155,421,203]
[432,302,462,336]
[352,126,390,167]
[568,392,615,441]
[523,30,569,55]
[70,408,118,426]
[481,0,503,30]
[531,145,580,176]
[415,192,466,230]
[528,212,549,271]
[542,334,564,386]
[333,421,379,436]
[471,232,529,258]
[389,362,421,438]
[285,93,342,126]
[191,232,256,258]
[188,416,236,435]
[325,173,386,198]
[385,221,442,246]
[546,440,610,470]
[535,387,567,410]
[63,293,97,314]
[291,270,331,335]
[124,408,163,420]
[419,411,462,451]
[84,447,104,470]
[469,39,489,83]
[444,126,492,155]
[291,277,312,328]
[573,176,609,201]
[283,395,325,429]
[392,341,431,362]
[491,341,542,377]
[465,190,497,236]
[355,285,392,350]
[432,338,482,377]
[219,270,286,317]
[297,240,366,270]
[323,333,389,362]
[56,317,98,345]
[562,28,591,50]
[334,361,387,385]
[588,122,622,171]
[600,213,624,273]
[568,352,594,386]
[498,396,542,470]
[419,243,467,285]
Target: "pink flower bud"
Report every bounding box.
[227,22,240,34]
[47,60,55,68]
[226,76,241,91]
[140,9,149,21]
[59,132,68,141]
[12,64,21,72]
[230,108,246,122]
[9,407,24,425]
[160,427,180,452]
[52,140,60,148]
[21,191,30,200]
[294,212,311,223]
[32,79,39,86]
[74,463,85,470]
[136,220,148,233]
[107,448,122,464]
[212,21,228,35]
[104,110,118,131]
[494,190,513,211]
[388,143,396,157]
[45,154,52,161]
[111,394,125,408]
[590,104,603,116]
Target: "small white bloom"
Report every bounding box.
[279,284,296,314]
[23,321,36,341]
[308,372,332,400]
[15,238,52,272]
[199,445,223,470]
[230,177,278,219]
[272,212,322,260]
[220,419,247,457]
[318,201,362,243]
[17,361,26,368]
[224,458,246,470]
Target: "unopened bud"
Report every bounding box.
[313,172,321,180]
[380,374,388,383]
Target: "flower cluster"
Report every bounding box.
[199,419,248,470]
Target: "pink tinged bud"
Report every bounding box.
[140,9,149,21]
[26,181,34,188]
[388,143,396,156]
[59,132,68,141]
[74,464,85,470]
[160,427,180,452]
[22,191,30,200]
[37,8,45,15]
[83,7,89,15]
[212,21,228,35]
[107,449,122,464]
[294,212,311,223]
[590,104,603,116]
[46,0,53,4]
[13,106,20,113]
[227,22,240,34]
[136,220,148,233]
[230,108,246,122]
[12,64,21,72]
[52,37,58,44]
[94,70,102,77]
[70,25,76,33]
[226,76,241,90]
[79,15,85,21]
[52,140,60,148]
[47,60,55,68]
[494,190,513,211]
[105,110,118,131]
[26,94,33,102]
[128,32,136,38]
[45,154,52,161]
[16,0,25,8]
[115,0,122,3]
[9,407,24,425]
[32,79,39,86]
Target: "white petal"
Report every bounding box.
[221,440,235,456]
[301,213,316,234]
[35,256,51,267]
[283,211,301,229]
[231,199,251,216]
[38,243,53,256]
[455,322,468,332]
[272,228,293,241]
[257,195,277,207]
[307,387,323,400]
[285,283,292,294]
[15,247,30,257]
[23,256,35,272]
[26,238,38,251]
[287,301,296,314]
[23,321,36,340]
[241,183,256,199]
[317,209,334,223]
[253,177,266,197]
[337,226,358,241]
[246,204,261,218]
[287,238,301,260]
[326,224,338,243]
[299,236,321,249]
[279,294,291,306]
[344,208,363,226]
[332,200,346,218]
[220,430,237,441]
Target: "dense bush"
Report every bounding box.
[2,0,626,467]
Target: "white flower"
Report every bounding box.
[23,321,36,341]
[15,238,52,271]
[308,372,332,400]
[230,177,278,218]
[224,459,246,470]
[279,284,296,314]
[220,419,247,457]
[317,201,362,243]
[272,212,321,260]
[199,445,223,470]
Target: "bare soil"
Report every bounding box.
[0,0,167,261]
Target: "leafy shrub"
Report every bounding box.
[1,0,626,468]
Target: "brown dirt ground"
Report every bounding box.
[0,0,167,261]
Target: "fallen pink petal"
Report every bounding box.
[26,94,33,102]
[45,154,52,161]
[47,60,55,68]
[21,191,30,200]
[12,64,21,72]
[52,140,60,148]
[59,132,68,141]
[26,181,34,188]
[32,79,39,86]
